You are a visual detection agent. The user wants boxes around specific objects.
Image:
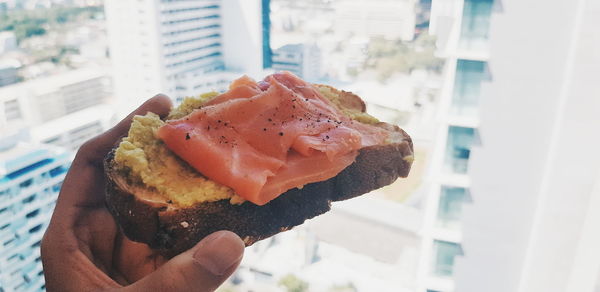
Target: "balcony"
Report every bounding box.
[459,0,494,53]
[431,240,463,277]
[451,60,487,119]
[443,126,476,175]
[436,187,470,230]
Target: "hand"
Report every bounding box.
[41,95,245,292]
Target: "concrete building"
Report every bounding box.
[0,67,115,150]
[0,136,70,292]
[451,1,600,292]
[334,0,417,41]
[0,59,20,88]
[104,0,271,111]
[0,31,17,54]
[417,0,495,291]
[272,43,321,82]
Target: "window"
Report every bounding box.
[4,99,22,121]
[452,60,487,117]
[444,126,476,174]
[460,0,494,50]
[163,33,220,47]
[432,240,463,277]
[437,187,470,228]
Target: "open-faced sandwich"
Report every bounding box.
[104,72,413,257]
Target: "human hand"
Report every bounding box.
[41,95,245,291]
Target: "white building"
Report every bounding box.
[0,136,70,291]
[0,31,17,54]
[416,0,495,291]
[272,43,321,82]
[452,1,600,292]
[334,0,417,41]
[0,67,116,150]
[0,59,20,88]
[104,0,270,112]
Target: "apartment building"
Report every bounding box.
[0,137,70,291]
[453,0,600,292]
[418,0,495,291]
[271,43,321,82]
[105,0,271,111]
[0,67,115,150]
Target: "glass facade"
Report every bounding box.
[451,60,487,117]
[262,0,273,68]
[437,187,469,229]
[432,240,463,277]
[0,146,70,291]
[444,126,476,174]
[459,0,493,51]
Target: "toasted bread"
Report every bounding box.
[104,85,413,258]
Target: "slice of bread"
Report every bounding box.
[104,85,414,258]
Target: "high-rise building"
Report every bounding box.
[0,67,115,150]
[451,1,600,292]
[104,0,271,112]
[0,136,70,291]
[271,43,321,82]
[417,0,495,291]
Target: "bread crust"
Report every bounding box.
[104,88,413,258]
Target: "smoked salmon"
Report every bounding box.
[157,72,390,205]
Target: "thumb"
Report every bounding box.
[124,231,245,292]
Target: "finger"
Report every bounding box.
[55,95,172,210]
[123,231,245,292]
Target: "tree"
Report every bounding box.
[278,274,309,292]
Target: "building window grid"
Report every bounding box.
[163,33,220,48]
[165,51,222,68]
[161,14,219,26]
[161,5,219,14]
[164,42,221,58]
[162,24,220,37]
[0,154,68,291]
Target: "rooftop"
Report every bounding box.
[0,66,109,100]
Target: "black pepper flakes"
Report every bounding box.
[279,132,284,136]
[185,133,190,140]
[263,128,267,131]
[268,118,272,122]
[326,135,330,139]
[218,120,222,123]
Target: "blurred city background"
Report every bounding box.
[0,0,599,291]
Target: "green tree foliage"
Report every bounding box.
[329,282,358,292]
[0,6,103,42]
[364,33,445,82]
[278,274,309,292]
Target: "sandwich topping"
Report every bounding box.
[158,72,390,205]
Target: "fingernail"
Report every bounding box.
[193,231,244,276]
